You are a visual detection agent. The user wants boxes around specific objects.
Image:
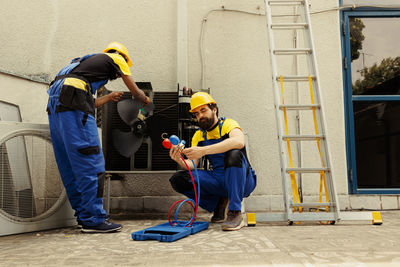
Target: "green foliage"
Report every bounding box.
[349,18,365,62]
[353,57,400,94]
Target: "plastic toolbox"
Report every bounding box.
[131,221,209,242]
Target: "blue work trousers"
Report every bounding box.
[178,156,256,212]
[48,105,106,226]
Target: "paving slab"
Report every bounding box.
[1,211,400,267]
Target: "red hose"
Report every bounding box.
[168,155,198,226]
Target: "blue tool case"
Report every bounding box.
[131,221,209,242]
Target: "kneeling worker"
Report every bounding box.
[169,92,257,231]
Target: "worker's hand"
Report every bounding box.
[109,91,123,102]
[143,96,151,105]
[135,91,150,105]
[169,145,182,162]
[182,146,205,160]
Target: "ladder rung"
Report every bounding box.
[279,104,321,110]
[286,168,330,173]
[282,135,325,141]
[276,75,316,82]
[290,213,338,221]
[291,202,335,208]
[268,0,304,6]
[271,14,301,18]
[274,48,312,55]
[270,23,308,29]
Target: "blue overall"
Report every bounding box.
[47,55,110,226]
[183,118,257,212]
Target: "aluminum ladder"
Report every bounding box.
[246,0,382,226]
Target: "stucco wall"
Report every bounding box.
[0,0,357,212]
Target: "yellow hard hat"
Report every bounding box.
[189,92,216,112]
[103,42,133,67]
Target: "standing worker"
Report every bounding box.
[47,42,149,233]
[169,92,257,231]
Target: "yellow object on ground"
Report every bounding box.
[372,211,383,225]
[246,213,256,227]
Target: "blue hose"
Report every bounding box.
[173,160,201,227]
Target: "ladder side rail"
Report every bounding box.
[302,0,341,219]
[300,5,338,215]
[265,2,294,221]
[289,2,338,216]
[292,3,304,203]
[302,8,340,216]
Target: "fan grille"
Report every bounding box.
[0,132,65,222]
[151,92,179,170]
[100,85,178,171]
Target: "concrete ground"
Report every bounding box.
[1,211,400,267]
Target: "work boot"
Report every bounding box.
[211,197,229,223]
[221,210,245,231]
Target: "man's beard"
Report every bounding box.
[198,116,215,131]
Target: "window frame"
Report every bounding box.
[340,0,400,7]
[341,7,400,194]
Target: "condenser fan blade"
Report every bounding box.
[113,129,143,157]
[117,99,143,126]
[146,114,170,152]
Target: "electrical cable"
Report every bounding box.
[200,8,264,89]
[151,103,178,116]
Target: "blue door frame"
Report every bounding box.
[341,8,400,194]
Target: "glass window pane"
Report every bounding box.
[354,101,400,188]
[349,17,400,95]
[343,0,400,6]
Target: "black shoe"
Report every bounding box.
[81,221,122,233]
[211,197,229,223]
[221,210,245,231]
[77,215,110,229]
[76,219,83,229]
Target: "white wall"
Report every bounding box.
[0,0,355,211]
